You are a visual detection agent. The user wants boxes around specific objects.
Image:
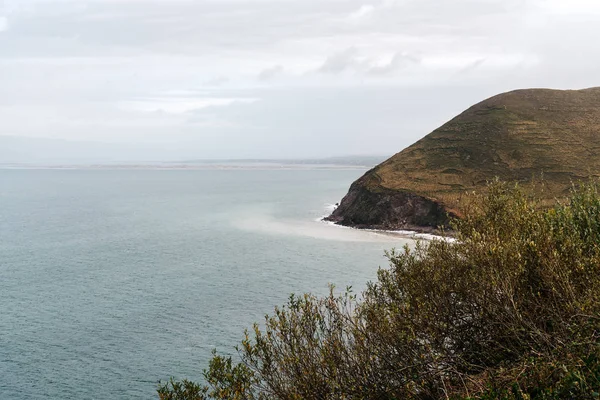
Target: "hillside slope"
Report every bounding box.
[326,87,600,231]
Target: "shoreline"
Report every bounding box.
[318,216,455,242]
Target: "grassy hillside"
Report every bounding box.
[328,87,600,229]
[373,87,600,213]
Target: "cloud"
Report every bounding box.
[317,48,361,74]
[258,65,284,81]
[367,52,420,75]
[456,58,487,75]
[0,16,8,32]
[118,97,259,114]
[317,48,419,76]
[204,76,229,87]
[347,5,375,21]
[541,0,600,15]
[422,53,535,70]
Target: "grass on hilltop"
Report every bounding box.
[360,88,600,216]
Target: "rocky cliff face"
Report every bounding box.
[325,181,454,232]
[327,87,600,231]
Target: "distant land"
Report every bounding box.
[327,87,600,232]
[0,155,388,170]
[179,156,389,167]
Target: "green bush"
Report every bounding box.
[159,181,600,399]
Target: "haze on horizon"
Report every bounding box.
[1,0,599,163]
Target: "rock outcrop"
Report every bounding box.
[326,174,455,232]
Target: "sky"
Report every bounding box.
[1,0,600,162]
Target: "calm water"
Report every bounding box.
[0,169,412,399]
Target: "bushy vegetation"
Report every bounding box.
[159,182,600,399]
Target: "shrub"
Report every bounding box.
[159,181,600,399]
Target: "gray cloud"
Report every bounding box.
[204,76,230,87]
[366,52,420,75]
[317,48,419,76]
[318,48,361,74]
[258,65,284,81]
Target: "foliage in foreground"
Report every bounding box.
[159,181,600,399]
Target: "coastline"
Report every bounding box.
[0,163,371,171]
[318,213,455,242]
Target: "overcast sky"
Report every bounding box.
[1,0,599,161]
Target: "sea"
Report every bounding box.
[0,167,414,399]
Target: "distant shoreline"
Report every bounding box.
[0,163,372,171]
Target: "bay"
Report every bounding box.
[0,169,411,399]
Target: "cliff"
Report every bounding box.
[327,87,600,231]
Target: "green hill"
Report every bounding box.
[326,87,600,231]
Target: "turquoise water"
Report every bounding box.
[0,169,411,399]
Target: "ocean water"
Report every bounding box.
[0,169,412,399]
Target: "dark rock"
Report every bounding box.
[325,180,455,233]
